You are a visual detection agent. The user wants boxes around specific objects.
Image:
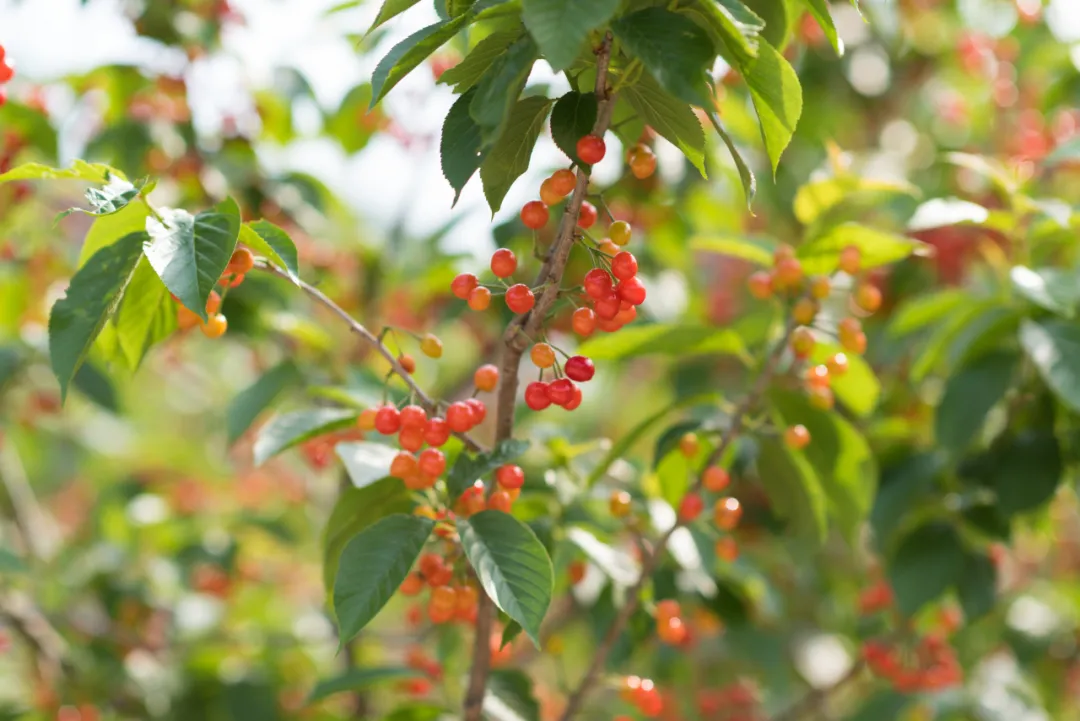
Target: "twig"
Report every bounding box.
[556,319,797,721]
[254,259,487,453]
[770,659,866,721]
[462,33,618,721]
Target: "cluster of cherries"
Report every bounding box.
[0,45,13,107]
[695,680,764,721]
[616,675,665,718]
[174,246,254,337]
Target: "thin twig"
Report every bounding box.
[557,320,797,721]
[463,33,618,721]
[254,259,487,453]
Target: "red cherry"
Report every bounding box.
[495,464,525,489]
[423,418,451,447]
[374,405,402,434]
[524,382,551,410]
[564,355,595,382]
[505,284,535,314]
[550,168,577,196]
[521,200,549,229]
[465,398,487,425]
[418,448,446,477]
[399,404,427,430]
[451,273,478,300]
[583,268,613,299]
[547,378,576,406]
[678,492,704,522]
[611,251,638,280]
[576,134,606,164]
[562,384,583,410]
[0,88,6,108]
[398,425,425,452]
[593,291,621,320]
[617,276,647,305]
[446,402,473,433]
[0,62,12,84]
[490,248,517,278]
[578,201,597,229]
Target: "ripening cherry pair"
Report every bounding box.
[0,45,14,107]
[172,247,254,338]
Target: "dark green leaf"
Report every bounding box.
[577,324,748,362]
[336,441,399,489]
[744,0,794,50]
[799,0,842,54]
[848,693,911,721]
[334,514,434,646]
[521,0,621,71]
[484,669,541,721]
[243,220,301,282]
[935,351,1017,453]
[683,0,763,62]
[957,551,996,620]
[988,430,1062,515]
[756,436,828,547]
[549,91,598,167]
[441,90,487,204]
[1011,266,1080,318]
[500,620,523,650]
[458,510,553,647]
[447,438,530,498]
[308,667,420,703]
[1020,318,1080,414]
[49,231,146,401]
[612,8,715,108]
[741,40,803,174]
[367,0,423,35]
[144,198,242,322]
[253,408,358,465]
[622,72,707,177]
[888,289,970,338]
[112,258,176,370]
[226,362,301,444]
[479,95,553,213]
[439,30,522,93]
[470,36,539,145]
[887,522,964,616]
[323,478,412,590]
[370,15,471,106]
[72,362,119,412]
[871,453,944,546]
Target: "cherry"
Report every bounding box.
[423,418,451,447]
[785,424,811,450]
[357,408,377,430]
[177,303,201,330]
[714,497,742,530]
[524,381,551,410]
[496,464,525,489]
[615,304,637,325]
[550,169,577,196]
[564,355,595,382]
[539,177,563,206]
[225,272,246,288]
[562,384,583,410]
[855,282,882,313]
[839,245,861,275]
[656,599,681,620]
[400,573,424,595]
[399,425,425,452]
[568,559,587,584]
[715,536,738,562]
[845,330,868,355]
[420,333,443,358]
[805,364,830,389]
[826,353,849,376]
[530,343,556,368]
[521,200,549,229]
[578,201,597,229]
[609,220,632,246]
[227,247,255,275]
[451,273,479,300]
[658,615,688,645]
[583,268,613,299]
[474,364,499,392]
[627,144,657,179]
[598,238,620,256]
[468,286,491,311]
[205,290,222,315]
[490,248,517,278]
[374,406,402,435]
[611,251,638,280]
[703,466,730,492]
[489,490,513,513]
[609,490,632,516]
[617,276,647,305]
[505,284,535,314]
[418,448,446,477]
[455,586,479,621]
[593,291,621,320]
[576,134,606,164]
[547,378,576,406]
[791,327,816,359]
[465,398,487,424]
[793,298,818,325]
[571,307,596,336]
[747,271,773,299]
[810,275,831,299]
[0,62,11,85]
[679,432,700,457]
[399,354,416,374]
[400,404,427,430]
[201,313,228,338]
[773,244,796,263]
[446,402,473,433]
[773,257,804,289]
[678,492,704,522]
[390,451,418,479]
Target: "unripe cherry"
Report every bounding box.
[609,220,632,246]
[496,464,525,489]
[793,297,818,325]
[539,177,563,206]
[550,168,577,196]
[593,291,621,320]
[678,492,705,522]
[715,536,739,562]
[400,404,427,430]
[446,402,473,432]
[399,354,416,374]
[357,408,377,431]
[400,573,424,595]
[844,331,867,355]
[374,405,402,434]
[423,418,451,447]
[431,585,457,610]
[564,355,595,382]
[398,425,425,452]
[201,313,228,338]
[679,432,700,458]
[617,276,647,306]
[568,559,587,584]
[578,201,597,229]
[611,251,638,280]
[658,616,687,645]
[610,490,632,517]
[227,247,255,274]
[656,599,681,621]
[468,286,492,311]
[420,333,443,358]
[785,424,811,450]
[627,144,657,179]
[773,243,796,263]
[808,385,835,410]
[524,381,551,410]
[418,448,446,477]
[521,200,549,229]
[489,490,513,513]
[855,283,882,313]
[547,378,576,406]
[475,364,499,391]
[465,398,486,424]
[505,284,535,314]
[572,307,597,336]
[530,343,556,368]
[747,271,773,299]
[791,327,816,359]
[451,273,478,300]
[490,248,517,278]
[714,497,742,530]
[805,364,830,389]
[839,245,861,275]
[576,134,606,164]
[826,353,849,376]
[774,257,804,289]
[598,239,620,256]
[703,466,730,493]
[390,451,418,479]
[810,275,831,300]
[583,268,613,299]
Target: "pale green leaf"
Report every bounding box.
[756,436,827,547]
[690,234,774,266]
[370,15,471,106]
[253,408,358,465]
[438,30,523,94]
[241,220,300,282]
[577,324,749,363]
[796,223,927,275]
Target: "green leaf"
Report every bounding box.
[910,302,1015,382]
[888,289,970,338]
[521,0,620,71]
[549,91,598,167]
[709,113,754,203]
[934,351,1017,454]
[577,324,749,363]
[367,0,422,34]
[957,551,997,620]
[796,223,927,275]
[72,361,119,412]
[0,160,123,184]
[447,438,530,498]
[612,8,715,108]
[58,177,142,219]
[871,453,944,546]
[469,36,539,145]
[799,0,842,54]
[242,220,300,282]
[323,478,412,590]
[690,234,774,266]
[622,72,707,178]
[742,40,802,174]
[458,510,553,647]
[438,30,522,93]
[1011,266,1080,318]
[745,0,794,50]
[253,408,358,465]
[48,232,146,401]
[683,0,763,62]
[336,441,399,489]
[226,362,301,444]
[499,620,523,650]
[144,198,242,322]
[334,514,435,646]
[0,548,26,574]
[809,343,879,417]
[111,257,176,371]
[370,15,471,107]
[78,200,151,266]
[441,90,487,204]
[793,176,918,226]
[324,84,379,154]
[1020,318,1080,414]
[887,522,964,616]
[309,667,420,703]
[756,436,828,546]
[768,389,875,545]
[484,669,541,721]
[988,430,1062,515]
[479,95,553,214]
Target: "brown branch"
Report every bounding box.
[254,259,487,453]
[463,33,618,721]
[556,320,797,721]
[770,659,866,721]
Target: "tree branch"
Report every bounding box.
[556,319,797,720]
[464,33,618,721]
[254,259,487,453]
